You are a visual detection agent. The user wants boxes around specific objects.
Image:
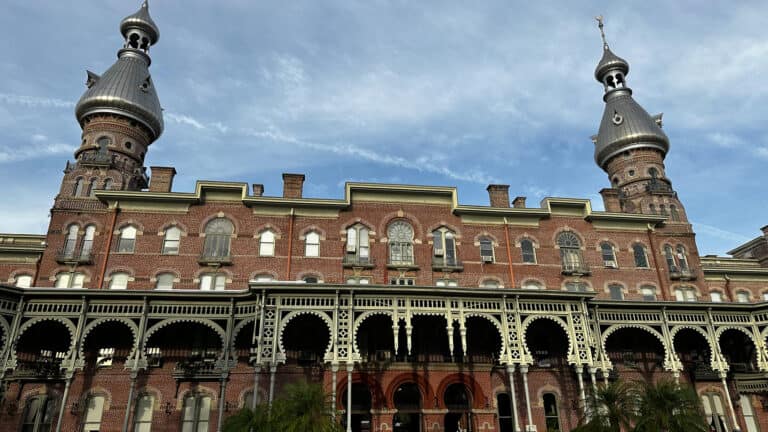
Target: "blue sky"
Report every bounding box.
[1,0,766,255]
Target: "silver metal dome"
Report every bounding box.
[120,1,159,44]
[594,93,669,168]
[75,51,163,139]
[594,47,629,82]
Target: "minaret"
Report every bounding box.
[592,17,687,223]
[59,1,163,203]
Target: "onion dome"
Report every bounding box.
[592,16,668,168]
[75,1,163,139]
[120,1,159,45]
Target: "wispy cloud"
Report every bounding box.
[0,93,74,109]
[691,221,751,245]
[0,134,75,163]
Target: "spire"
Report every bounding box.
[593,16,630,92]
[591,16,668,169]
[75,1,163,139]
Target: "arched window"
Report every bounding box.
[203,218,233,258]
[109,272,130,290]
[155,273,175,290]
[87,178,97,197]
[557,232,584,273]
[640,285,657,301]
[103,178,113,191]
[480,279,501,289]
[710,292,723,302]
[63,224,79,257]
[648,203,656,214]
[479,237,494,263]
[305,231,320,257]
[648,167,659,179]
[520,239,536,263]
[701,392,728,432]
[663,245,677,271]
[259,230,275,256]
[433,228,457,267]
[15,274,33,288]
[73,178,84,197]
[601,242,617,267]
[496,393,514,432]
[162,226,181,255]
[55,272,85,289]
[388,221,414,266]
[676,245,689,270]
[543,393,561,431]
[736,291,750,303]
[200,273,226,291]
[181,393,212,432]
[660,204,669,217]
[133,394,155,432]
[633,243,649,268]
[670,204,681,221]
[82,395,105,432]
[674,286,697,302]
[117,226,137,253]
[565,281,589,292]
[97,136,111,151]
[303,276,320,284]
[346,224,370,264]
[608,284,624,300]
[522,280,542,290]
[253,274,274,283]
[21,395,56,432]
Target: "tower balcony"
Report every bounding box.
[645,179,675,195]
[669,266,697,281]
[79,152,113,167]
[55,242,94,264]
[342,255,375,269]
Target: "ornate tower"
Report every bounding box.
[592,18,687,223]
[58,1,163,204]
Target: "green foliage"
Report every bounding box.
[223,381,342,432]
[572,379,708,432]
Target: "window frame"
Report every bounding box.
[117,225,137,253]
[479,237,495,263]
[674,286,697,302]
[180,393,212,432]
[258,230,276,257]
[109,272,130,290]
[15,274,33,288]
[557,232,584,271]
[543,393,561,432]
[608,284,624,300]
[736,291,750,303]
[155,273,175,290]
[133,393,155,432]
[640,285,657,301]
[82,394,105,432]
[632,243,649,268]
[432,228,457,267]
[388,221,415,266]
[304,231,320,257]
[21,394,57,432]
[55,272,85,288]
[203,218,234,259]
[520,238,536,264]
[162,226,181,255]
[601,242,617,268]
[199,273,226,291]
[346,224,370,262]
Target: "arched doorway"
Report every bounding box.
[341,383,373,432]
[444,383,472,432]
[604,327,665,380]
[393,382,421,432]
[282,314,331,366]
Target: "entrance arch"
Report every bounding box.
[444,383,473,432]
[340,383,373,432]
[393,382,422,432]
[281,313,332,365]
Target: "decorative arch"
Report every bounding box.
[473,232,499,246]
[352,311,394,355]
[177,385,218,410]
[142,318,227,356]
[158,221,189,236]
[552,228,585,249]
[298,225,327,240]
[463,313,506,358]
[521,315,573,360]
[253,223,282,239]
[230,317,258,352]
[199,213,239,236]
[116,220,144,234]
[434,373,486,409]
[601,324,671,366]
[78,317,139,360]
[670,325,716,366]
[340,218,376,235]
[277,310,334,358]
[79,386,114,411]
[426,222,462,238]
[12,317,77,362]
[0,316,10,352]
[336,373,386,409]
[514,233,540,248]
[379,212,424,241]
[479,276,504,288]
[716,326,759,348]
[296,270,324,282]
[385,373,435,409]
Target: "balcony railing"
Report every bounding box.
[12,351,67,379]
[561,261,591,276]
[669,266,697,280]
[645,179,674,195]
[56,242,94,264]
[342,255,375,268]
[79,152,113,166]
[172,350,223,379]
[431,257,463,272]
[198,253,232,265]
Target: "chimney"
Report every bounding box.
[600,188,621,213]
[252,184,264,197]
[282,173,305,199]
[149,167,177,193]
[761,225,768,238]
[512,196,527,208]
[486,184,510,208]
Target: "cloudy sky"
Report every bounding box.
[1,0,766,255]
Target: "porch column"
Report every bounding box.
[521,365,533,431]
[588,367,597,392]
[346,363,353,432]
[268,364,277,407]
[331,363,339,420]
[720,374,741,432]
[575,365,586,415]
[252,366,261,409]
[506,364,522,432]
[55,375,73,432]
[122,372,138,432]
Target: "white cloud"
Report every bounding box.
[0,93,74,109]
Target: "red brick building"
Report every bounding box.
[1,3,767,432]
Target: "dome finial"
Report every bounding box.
[596,15,609,50]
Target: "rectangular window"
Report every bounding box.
[390,277,415,286]
[162,228,181,255]
[134,395,155,432]
[675,288,696,302]
[565,282,588,292]
[200,274,226,291]
[305,232,320,257]
[22,396,55,432]
[181,395,211,432]
[740,395,759,432]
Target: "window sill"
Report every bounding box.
[387,264,420,271]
